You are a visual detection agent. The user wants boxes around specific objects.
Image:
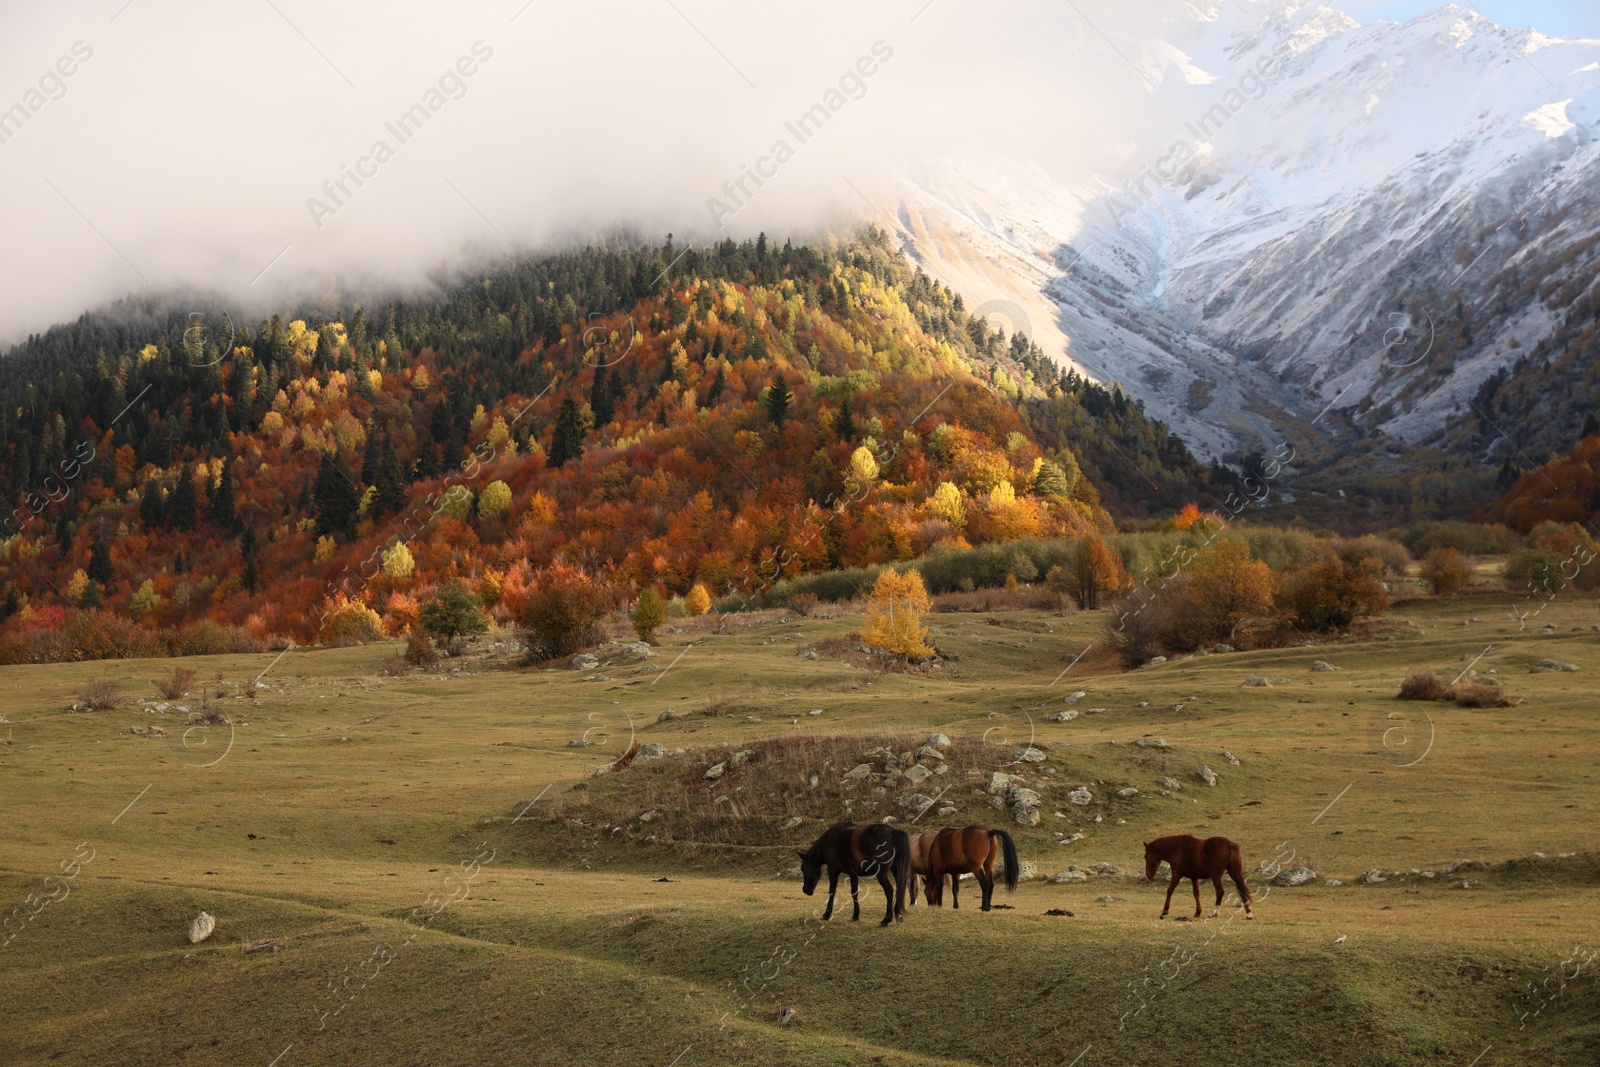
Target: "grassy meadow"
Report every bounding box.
[1,582,1598,1065]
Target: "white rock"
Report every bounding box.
[1068,787,1093,806]
[188,911,215,944]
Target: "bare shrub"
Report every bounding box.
[1453,678,1514,708]
[76,678,124,710]
[155,666,197,700]
[787,593,819,618]
[1105,594,1172,668]
[1397,670,1450,701]
[403,630,439,667]
[381,656,409,677]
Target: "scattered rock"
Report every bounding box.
[1064,690,1087,704]
[1531,659,1578,673]
[1311,660,1339,672]
[635,743,668,762]
[1091,863,1121,875]
[1271,677,1291,685]
[1067,787,1093,806]
[900,793,936,814]
[1160,777,1183,792]
[936,804,958,817]
[1273,866,1318,887]
[704,762,726,781]
[1459,879,1479,890]
[1053,869,1088,883]
[638,810,661,823]
[1134,738,1170,749]
[783,816,803,830]
[915,745,945,761]
[1009,787,1043,808]
[147,725,167,737]
[1241,676,1271,687]
[188,911,215,944]
[621,642,654,658]
[1115,787,1139,798]
[1015,746,1047,763]
[808,709,823,716]
[1048,710,1079,723]
[1357,869,1387,885]
[656,709,679,723]
[988,771,1025,794]
[742,716,761,724]
[1012,803,1041,826]
[843,764,872,781]
[775,1006,797,1026]
[903,764,933,784]
[926,733,952,750]
[803,651,819,660]
[1324,878,1344,887]
[1197,765,1218,787]
[1222,751,1241,766]
[729,749,754,768]
[1017,860,1039,881]
[571,653,600,670]
[1147,656,1167,666]
[1213,644,1234,654]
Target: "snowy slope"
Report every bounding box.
[889,2,1600,458]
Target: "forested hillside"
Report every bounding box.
[0,229,1233,657]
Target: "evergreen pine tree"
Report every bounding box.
[240,524,259,593]
[548,398,585,469]
[590,361,615,427]
[833,398,856,441]
[1584,412,1598,439]
[139,481,165,528]
[765,375,792,428]
[87,538,114,585]
[706,366,725,405]
[313,453,361,539]
[373,439,408,514]
[209,457,236,528]
[167,466,198,530]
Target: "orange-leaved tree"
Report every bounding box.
[1067,534,1128,610]
[861,568,933,659]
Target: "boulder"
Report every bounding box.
[1090,862,1121,875]
[621,642,654,658]
[1531,659,1578,673]
[1115,787,1139,798]
[1241,676,1271,687]
[147,725,167,738]
[1134,738,1170,749]
[1357,869,1387,884]
[903,764,933,784]
[188,911,215,944]
[704,762,726,781]
[1147,656,1167,665]
[1064,690,1087,704]
[729,749,754,768]
[988,771,1025,795]
[926,733,952,750]
[1222,751,1241,766]
[1160,777,1183,792]
[1011,804,1040,826]
[808,709,823,716]
[1197,765,1218,787]
[1272,866,1318,887]
[1017,860,1039,881]
[915,745,944,761]
[1008,786,1043,807]
[1311,660,1339,672]
[1053,868,1088,883]
[899,793,936,814]
[1067,787,1093,806]
[634,743,668,762]
[1015,746,1047,763]
[655,709,679,723]
[571,653,600,670]
[1048,710,1079,723]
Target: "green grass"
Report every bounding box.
[1,591,1598,1064]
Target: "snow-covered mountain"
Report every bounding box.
[889,2,1600,461]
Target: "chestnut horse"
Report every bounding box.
[798,822,910,926]
[906,831,939,905]
[1143,834,1254,920]
[923,825,1020,911]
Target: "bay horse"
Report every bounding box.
[1143,834,1254,920]
[906,831,939,905]
[923,825,1020,911]
[798,822,910,926]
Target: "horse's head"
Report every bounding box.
[797,849,821,895]
[1143,841,1160,881]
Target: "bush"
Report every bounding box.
[381,656,410,677]
[1066,535,1129,610]
[1400,521,1515,556]
[328,601,385,646]
[156,666,197,700]
[1331,535,1411,575]
[631,587,667,644]
[1277,559,1389,632]
[787,593,818,617]
[1398,670,1450,701]
[76,678,124,710]
[520,563,615,662]
[419,579,489,655]
[1420,548,1473,595]
[1501,546,1563,593]
[1453,678,1513,708]
[171,619,238,657]
[1166,539,1274,649]
[403,629,439,666]
[861,569,933,660]
[1105,593,1173,668]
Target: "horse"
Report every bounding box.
[906,831,940,905]
[923,825,1020,911]
[798,822,910,926]
[1143,834,1254,920]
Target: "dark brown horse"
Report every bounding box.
[798,822,910,926]
[1143,834,1254,920]
[923,825,1020,911]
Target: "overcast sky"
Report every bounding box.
[0,1,1592,346]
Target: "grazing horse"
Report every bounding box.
[1143,834,1254,920]
[906,831,940,905]
[923,825,1020,911]
[798,822,910,926]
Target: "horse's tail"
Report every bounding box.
[891,829,912,916]
[1228,844,1252,906]
[990,829,1020,891]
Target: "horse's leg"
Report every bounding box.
[876,867,895,927]
[823,869,840,921]
[849,872,861,921]
[1191,877,1202,918]
[979,869,995,911]
[910,872,919,906]
[1211,872,1225,918]
[1162,870,1179,918]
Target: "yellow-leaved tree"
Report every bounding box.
[862,568,933,660]
[684,582,712,617]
